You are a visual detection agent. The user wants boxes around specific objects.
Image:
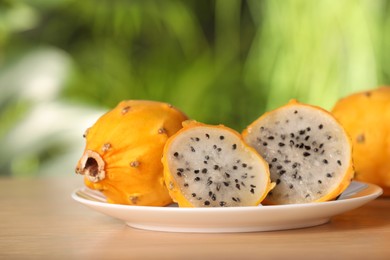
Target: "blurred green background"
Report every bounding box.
[0,0,389,177]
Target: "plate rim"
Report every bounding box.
[71,181,383,213]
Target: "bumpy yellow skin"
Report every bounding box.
[243,99,355,203]
[76,100,188,206]
[332,87,390,196]
[162,121,274,207]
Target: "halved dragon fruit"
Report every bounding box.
[243,100,354,204]
[162,121,274,207]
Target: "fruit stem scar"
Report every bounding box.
[76,150,106,182]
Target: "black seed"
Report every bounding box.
[295,144,300,148]
[241,173,248,179]
[236,183,241,190]
[173,152,179,157]
[195,137,200,141]
[194,177,201,181]
[250,184,256,188]
[202,168,208,174]
[242,163,247,168]
[177,168,184,172]
[290,140,295,146]
[216,183,221,191]
[235,179,239,183]
[260,126,265,131]
[319,143,324,148]
[250,175,255,178]
[232,144,237,150]
[208,191,212,196]
[303,152,311,157]
[205,155,210,160]
[190,146,195,152]
[284,160,291,164]
[177,172,182,177]
[292,162,298,168]
[191,193,196,197]
[305,136,310,141]
[299,143,304,149]
[204,201,210,206]
[184,183,189,187]
[272,158,277,162]
[279,170,286,175]
[319,124,323,129]
[268,136,275,140]
[219,135,225,140]
[207,180,213,186]
[305,194,310,198]
[225,172,230,178]
[206,133,210,139]
[269,164,273,169]
[276,179,281,185]
[326,173,333,178]
[203,161,208,164]
[213,145,217,149]
[217,148,222,152]
[306,127,311,131]
[292,172,297,179]
[233,166,238,170]
[277,165,283,170]
[278,142,285,147]
[327,136,332,140]
[294,110,298,114]
[299,130,306,135]
[323,159,328,164]
[224,182,229,187]
[220,201,226,206]
[314,148,319,152]
[263,142,268,146]
[290,133,295,138]
[289,184,294,189]
[232,197,240,202]
[214,165,219,170]
[194,170,199,174]
[250,188,255,194]
[318,180,322,184]
[211,194,216,201]
[305,145,311,150]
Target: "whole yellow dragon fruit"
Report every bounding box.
[75,100,188,206]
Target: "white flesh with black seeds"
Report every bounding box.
[167,127,269,207]
[244,105,351,204]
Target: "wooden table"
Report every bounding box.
[0,176,389,259]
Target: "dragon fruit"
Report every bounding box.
[162,121,274,207]
[332,87,390,196]
[75,100,188,206]
[242,100,354,204]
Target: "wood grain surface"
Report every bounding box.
[0,176,389,259]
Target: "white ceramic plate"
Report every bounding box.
[71,181,382,233]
